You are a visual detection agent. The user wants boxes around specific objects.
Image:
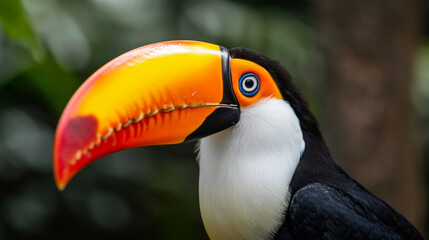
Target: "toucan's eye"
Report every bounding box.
[239,73,260,97]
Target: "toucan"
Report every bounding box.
[53,41,424,240]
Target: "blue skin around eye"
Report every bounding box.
[239,73,260,97]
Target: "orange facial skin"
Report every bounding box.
[53,41,236,190]
[230,59,283,107]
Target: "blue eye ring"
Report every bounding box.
[239,73,260,97]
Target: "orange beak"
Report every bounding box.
[53,41,239,190]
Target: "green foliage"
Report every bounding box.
[0,0,44,61]
[0,0,315,238]
[23,56,81,117]
[7,0,427,239]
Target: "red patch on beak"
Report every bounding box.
[54,115,98,189]
[60,115,98,162]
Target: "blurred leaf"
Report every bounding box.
[2,55,81,117]
[0,37,35,88]
[0,0,44,61]
[21,0,90,70]
[24,56,81,117]
[0,0,33,40]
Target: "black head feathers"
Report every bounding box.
[229,47,329,156]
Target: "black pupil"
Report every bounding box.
[244,78,255,89]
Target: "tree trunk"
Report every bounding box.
[314,0,425,232]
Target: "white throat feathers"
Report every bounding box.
[197,98,305,240]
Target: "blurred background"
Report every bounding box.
[0,0,428,239]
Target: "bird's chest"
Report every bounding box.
[199,156,290,240]
[198,135,298,240]
[197,99,305,240]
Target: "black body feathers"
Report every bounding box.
[229,48,424,240]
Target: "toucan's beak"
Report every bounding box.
[53,41,239,190]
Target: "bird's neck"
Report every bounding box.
[197,98,305,240]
